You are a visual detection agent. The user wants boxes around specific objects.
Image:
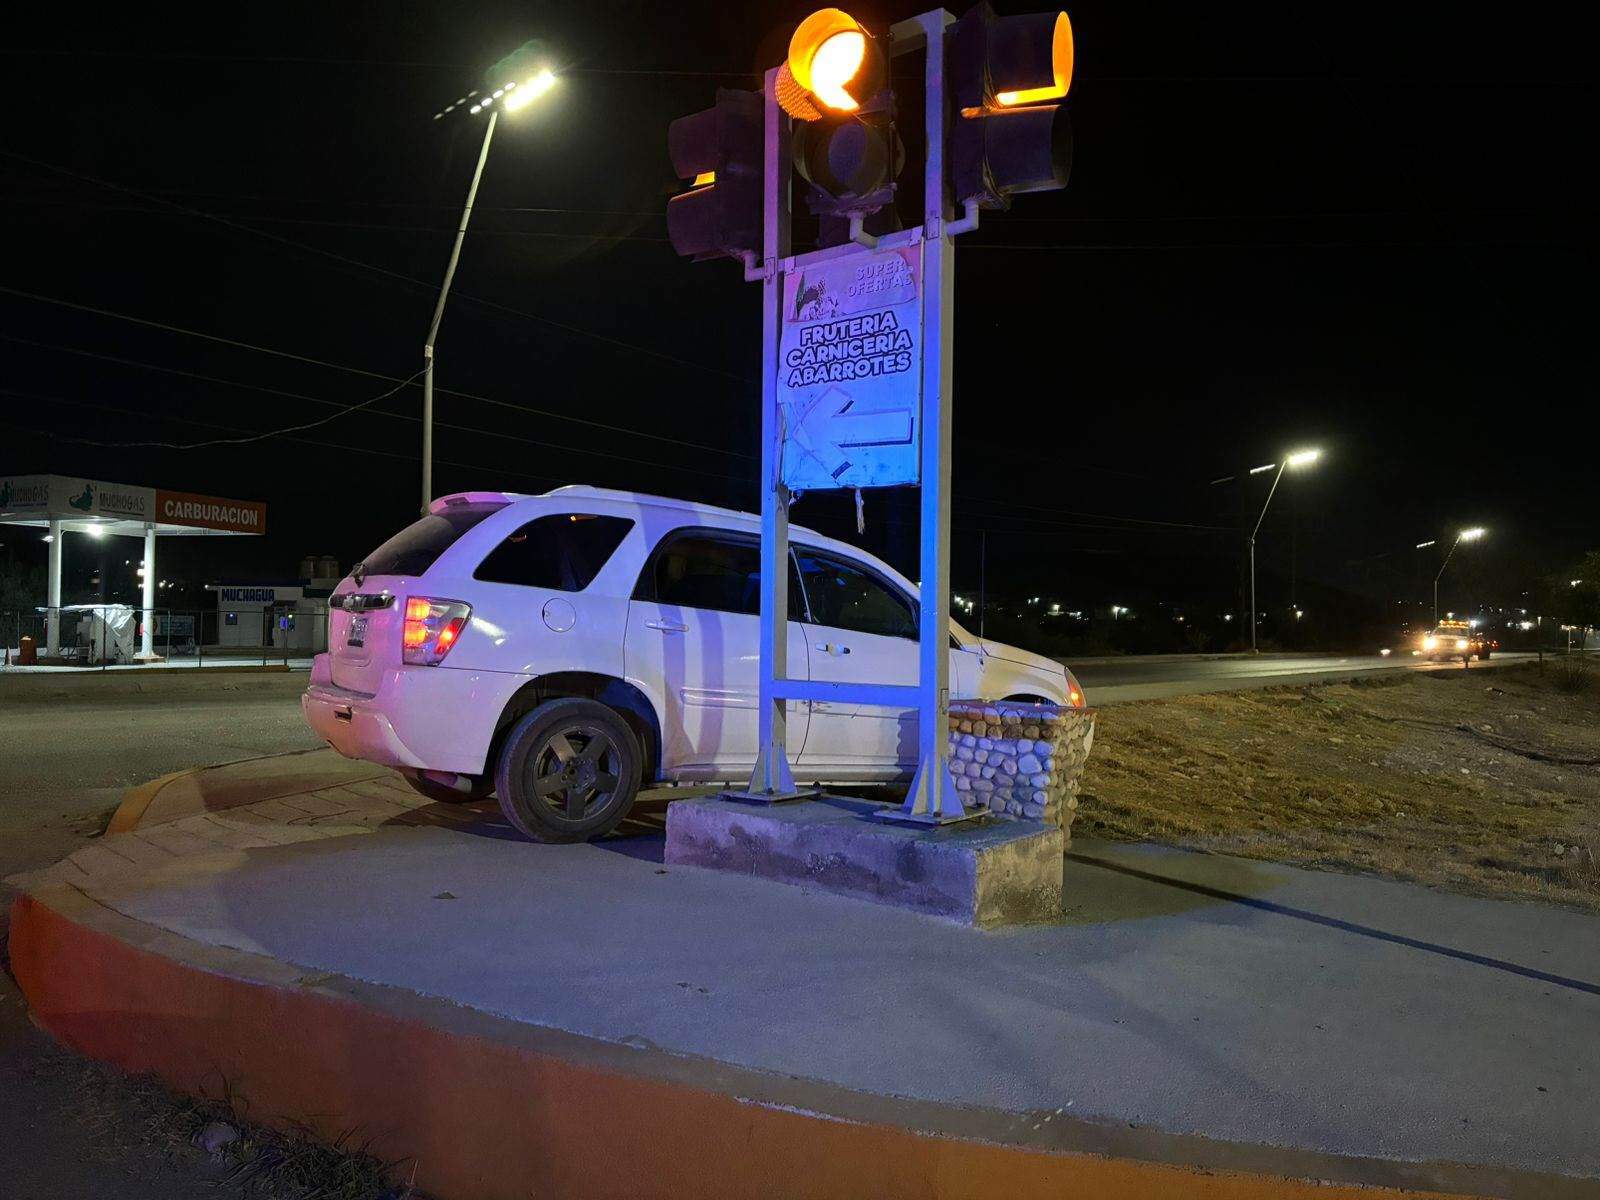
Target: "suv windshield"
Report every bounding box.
[356,503,505,579]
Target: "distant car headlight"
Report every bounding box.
[1456,638,1469,650]
[1380,648,1392,656]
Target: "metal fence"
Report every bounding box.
[1,604,332,670]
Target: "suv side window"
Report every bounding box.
[794,549,917,640]
[473,513,633,591]
[636,531,806,618]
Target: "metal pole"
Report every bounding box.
[741,67,801,801]
[1433,535,1460,625]
[138,523,156,660]
[901,8,964,822]
[422,108,498,514]
[1248,461,1286,655]
[1249,537,1257,653]
[46,519,62,656]
[978,528,987,641]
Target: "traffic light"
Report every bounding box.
[947,4,1074,209]
[779,9,901,224]
[667,88,763,261]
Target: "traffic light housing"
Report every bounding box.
[780,9,902,228]
[948,4,1074,210]
[667,88,763,261]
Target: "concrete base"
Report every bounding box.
[665,795,1063,927]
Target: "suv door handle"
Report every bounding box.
[645,618,688,633]
[816,642,851,655]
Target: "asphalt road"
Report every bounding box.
[0,672,319,887]
[1068,651,1538,704]
[0,671,317,1200]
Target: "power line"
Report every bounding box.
[23,371,426,450]
[0,200,673,241]
[0,387,556,489]
[3,354,749,481]
[0,149,752,383]
[8,195,1573,251]
[0,331,753,460]
[953,494,1232,532]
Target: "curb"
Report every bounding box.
[105,768,193,835]
[12,883,1580,1200]
[104,747,342,835]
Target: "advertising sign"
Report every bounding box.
[0,476,266,534]
[778,244,923,491]
[157,490,268,534]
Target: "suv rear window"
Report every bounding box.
[474,514,634,591]
[636,530,805,617]
[357,503,505,578]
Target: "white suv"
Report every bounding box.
[303,486,1084,842]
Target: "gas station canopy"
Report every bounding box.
[1,474,267,661]
[0,474,267,537]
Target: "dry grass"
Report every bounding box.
[43,1047,414,1200]
[1077,662,1600,911]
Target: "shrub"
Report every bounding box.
[1552,655,1593,695]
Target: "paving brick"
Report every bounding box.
[98,835,179,869]
[135,826,218,857]
[281,790,359,817]
[195,816,278,850]
[249,799,319,824]
[67,842,148,880]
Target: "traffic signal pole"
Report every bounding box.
[901,8,965,821]
[744,67,806,800]
[678,5,1070,822]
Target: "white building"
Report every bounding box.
[207,582,334,652]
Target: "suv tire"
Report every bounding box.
[494,698,643,843]
[402,773,490,805]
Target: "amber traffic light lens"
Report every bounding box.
[784,8,886,118]
[994,11,1073,106]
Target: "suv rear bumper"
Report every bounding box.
[301,654,522,775]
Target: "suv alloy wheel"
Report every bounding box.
[494,697,643,842]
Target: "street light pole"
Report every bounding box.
[1248,461,1287,654]
[1432,527,1485,624]
[421,107,499,515]
[1242,447,1321,654]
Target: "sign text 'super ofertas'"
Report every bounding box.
[778,245,923,491]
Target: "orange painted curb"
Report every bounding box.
[10,887,1561,1200]
[105,769,190,834]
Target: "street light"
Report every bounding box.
[1433,526,1487,624]
[420,46,559,514]
[1247,447,1321,653]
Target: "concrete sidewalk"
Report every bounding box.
[9,752,1600,1198]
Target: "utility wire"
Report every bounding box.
[0,148,752,382]
[0,388,556,489]
[5,194,1564,251]
[19,371,425,450]
[14,192,1569,225]
[0,331,754,460]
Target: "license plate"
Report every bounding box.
[347,617,367,648]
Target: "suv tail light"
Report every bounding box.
[403,597,471,665]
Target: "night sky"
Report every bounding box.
[1,1,1590,624]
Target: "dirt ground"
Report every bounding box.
[1077,662,1600,911]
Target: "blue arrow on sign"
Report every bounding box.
[788,386,915,486]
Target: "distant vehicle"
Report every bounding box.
[302,486,1085,843]
[1418,619,1492,664]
